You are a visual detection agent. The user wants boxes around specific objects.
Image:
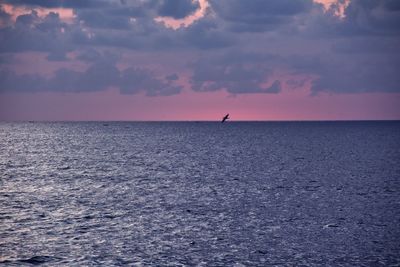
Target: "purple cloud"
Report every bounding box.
[0,0,399,96]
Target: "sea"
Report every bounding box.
[0,121,399,266]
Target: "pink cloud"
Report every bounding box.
[313,0,351,18]
[155,0,210,30]
[1,3,75,24]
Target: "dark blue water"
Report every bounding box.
[1,122,399,266]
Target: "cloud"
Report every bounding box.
[0,69,47,92]
[120,67,182,96]
[286,52,400,94]
[0,51,182,96]
[309,56,400,94]
[181,17,234,49]
[265,80,282,93]
[2,0,114,9]
[209,0,313,32]
[157,0,200,19]
[210,0,313,19]
[0,10,74,58]
[190,51,282,94]
[352,0,400,35]
[0,54,13,64]
[165,73,179,81]
[51,62,121,92]
[0,0,399,96]
[15,10,39,25]
[0,5,11,26]
[46,50,68,61]
[76,48,103,62]
[303,0,400,37]
[76,9,132,29]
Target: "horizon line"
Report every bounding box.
[1,119,400,123]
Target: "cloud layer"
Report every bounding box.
[0,0,399,96]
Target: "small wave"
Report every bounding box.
[323,223,339,229]
[58,166,71,170]
[7,256,62,265]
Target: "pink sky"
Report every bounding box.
[1,89,399,121]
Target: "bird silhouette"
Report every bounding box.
[221,113,230,123]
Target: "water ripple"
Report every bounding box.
[0,121,399,266]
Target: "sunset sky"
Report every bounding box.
[0,0,399,121]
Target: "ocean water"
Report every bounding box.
[0,121,399,266]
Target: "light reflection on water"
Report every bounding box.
[0,122,399,266]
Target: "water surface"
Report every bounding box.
[1,122,399,266]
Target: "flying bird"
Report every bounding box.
[221,113,230,123]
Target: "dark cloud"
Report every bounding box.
[76,9,132,29]
[310,56,400,94]
[304,0,400,37]
[54,61,120,92]
[0,0,399,96]
[0,1,224,54]
[76,48,103,62]
[331,36,400,54]
[286,53,400,94]
[165,73,179,81]
[120,67,182,96]
[181,18,234,49]
[0,69,47,93]
[210,0,313,19]
[190,51,281,94]
[157,0,200,19]
[351,0,400,35]
[0,5,11,26]
[384,0,400,11]
[0,51,182,95]
[0,54,14,64]
[0,11,73,58]
[16,10,39,25]
[46,50,68,61]
[209,0,313,32]
[265,80,282,93]
[3,0,114,9]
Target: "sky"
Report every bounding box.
[0,0,399,121]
